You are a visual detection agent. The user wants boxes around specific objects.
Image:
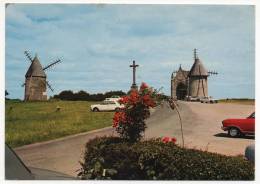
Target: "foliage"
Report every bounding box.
[5,90,9,96]
[113,83,161,142]
[5,100,114,147]
[78,137,254,180]
[53,90,126,101]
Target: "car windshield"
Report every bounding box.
[247,112,255,119]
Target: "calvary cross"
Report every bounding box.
[130,60,139,89]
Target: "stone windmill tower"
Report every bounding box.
[22,51,61,101]
[188,49,217,97]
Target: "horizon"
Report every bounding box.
[5,4,255,100]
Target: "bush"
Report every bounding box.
[78,137,254,180]
[113,83,160,142]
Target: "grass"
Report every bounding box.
[5,100,114,148]
[218,98,255,105]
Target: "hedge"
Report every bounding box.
[78,137,254,180]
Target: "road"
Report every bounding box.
[14,101,255,177]
[145,101,254,155]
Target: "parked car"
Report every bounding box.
[221,112,255,137]
[200,96,218,103]
[185,96,200,102]
[245,144,255,163]
[104,97,121,102]
[90,100,124,112]
[5,144,75,180]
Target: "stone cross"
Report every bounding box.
[130,60,139,89]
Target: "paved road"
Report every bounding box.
[14,127,115,177]
[14,101,255,177]
[145,101,255,155]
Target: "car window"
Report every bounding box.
[248,112,255,119]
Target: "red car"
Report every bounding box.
[221,112,255,137]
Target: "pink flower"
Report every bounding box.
[162,137,170,143]
[171,137,177,143]
[140,82,149,91]
[162,137,177,144]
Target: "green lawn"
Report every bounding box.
[5,100,114,148]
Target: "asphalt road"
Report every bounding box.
[14,101,255,177]
[145,101,255,155]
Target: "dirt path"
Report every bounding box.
[14,101,255,177]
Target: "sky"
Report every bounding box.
[5,4,255,99]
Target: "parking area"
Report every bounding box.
[145,101,255,156]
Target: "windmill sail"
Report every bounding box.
[43,59,61,71]
[46,81,54,92]
[24,51,33,62]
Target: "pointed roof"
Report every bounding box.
[188,58,208,77]
[25,55,46,77]
[177,65,189,78]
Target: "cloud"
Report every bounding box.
[5,4,254,99]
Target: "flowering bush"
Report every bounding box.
[79,137,254,180]
[113,83,159,142]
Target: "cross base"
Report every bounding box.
[131,83,138,90]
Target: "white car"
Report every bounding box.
[200,96,218,103]
[185,96,200,102]
[91,100,124,112]
[104,97,121,102]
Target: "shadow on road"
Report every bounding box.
[214,133,255,140]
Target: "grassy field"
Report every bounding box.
[218,98,255,105]
[5,100,114,148]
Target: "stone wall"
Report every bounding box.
[24,77,47,101]
[188,76,208,97]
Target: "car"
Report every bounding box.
[200,96,218,103]
[90,100,124,112]
[245,144,255,163]
[5,144,75,180]
[104,97,121,102]
[221,112,255,137]
[185,96,200,102]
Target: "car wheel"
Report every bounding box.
[93,108,99,112]
[228,127,240,137]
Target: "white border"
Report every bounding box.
[1,1,258,184]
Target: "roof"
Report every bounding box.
[172,65,189,80]
[188,58,208,77]
[177,65,189,78]
[25,56,46,78]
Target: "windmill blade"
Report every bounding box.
[46,81,54,92]
[24,51,33,62]
[208,71,218,75]
[43,59,61,71]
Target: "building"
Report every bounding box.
[24,55,47,101]
[171,50,211,100]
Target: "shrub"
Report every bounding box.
[78,137,254,180]
[113,83,160,142]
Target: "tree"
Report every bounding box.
[5,90,9,96]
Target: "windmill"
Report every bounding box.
[188,49,217,97]
[22,51,61,101]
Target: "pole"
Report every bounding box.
[168,99,185,148]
